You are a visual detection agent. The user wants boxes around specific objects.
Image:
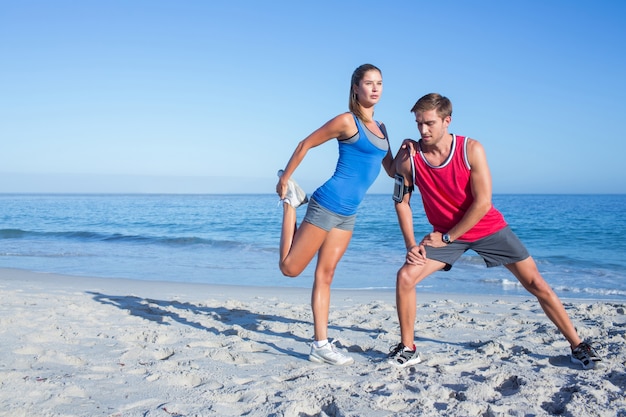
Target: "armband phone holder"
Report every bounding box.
[393,174,405,203]
[392,150,416,203]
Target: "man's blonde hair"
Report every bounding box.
[410,93,452,119]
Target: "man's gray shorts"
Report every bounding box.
[303,197,356,232]
[426,226,530,271]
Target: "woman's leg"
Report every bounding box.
[279,203,328,277]
[310,227,352,341]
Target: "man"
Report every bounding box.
[388,93,602,369]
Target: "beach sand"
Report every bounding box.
[0,268,624,417]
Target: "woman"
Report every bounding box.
[276,64,395,365]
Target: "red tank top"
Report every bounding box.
[413,135,507,242]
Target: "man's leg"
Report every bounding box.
[506,257,582,348]
[396,259,445,348]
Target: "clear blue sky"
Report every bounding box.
[1,1,624,194]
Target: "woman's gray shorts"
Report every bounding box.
[426,226,530,271]
[303,197,357,232]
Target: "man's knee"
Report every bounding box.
[396,266,417,291]
[522,274,553,297]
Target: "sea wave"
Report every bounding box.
[475,277,626,300]
[0,228,249,250]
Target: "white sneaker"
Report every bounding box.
[277,169,308,208]
[309,340,354,366]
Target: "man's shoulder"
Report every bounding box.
[456,135,483,151]
[455,134,479,144]
[395,148,414,176]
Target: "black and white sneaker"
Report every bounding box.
[571,342,602,369]
[387,343,421,368]
[277,169,308,208]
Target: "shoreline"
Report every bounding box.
[3,265,625,304]
[1,268,624,416]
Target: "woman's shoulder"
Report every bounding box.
[326,112,357,131]
[333,112,355,123]
[325,112,360,141]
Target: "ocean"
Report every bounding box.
[0,193,624,301]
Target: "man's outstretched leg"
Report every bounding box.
[506,257,602,369]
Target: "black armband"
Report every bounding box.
[392,174,413,202]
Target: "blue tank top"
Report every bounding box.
[311,114,389,215]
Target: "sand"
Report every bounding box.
[0,268,624,417]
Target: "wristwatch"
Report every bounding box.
[442,233,451,244]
